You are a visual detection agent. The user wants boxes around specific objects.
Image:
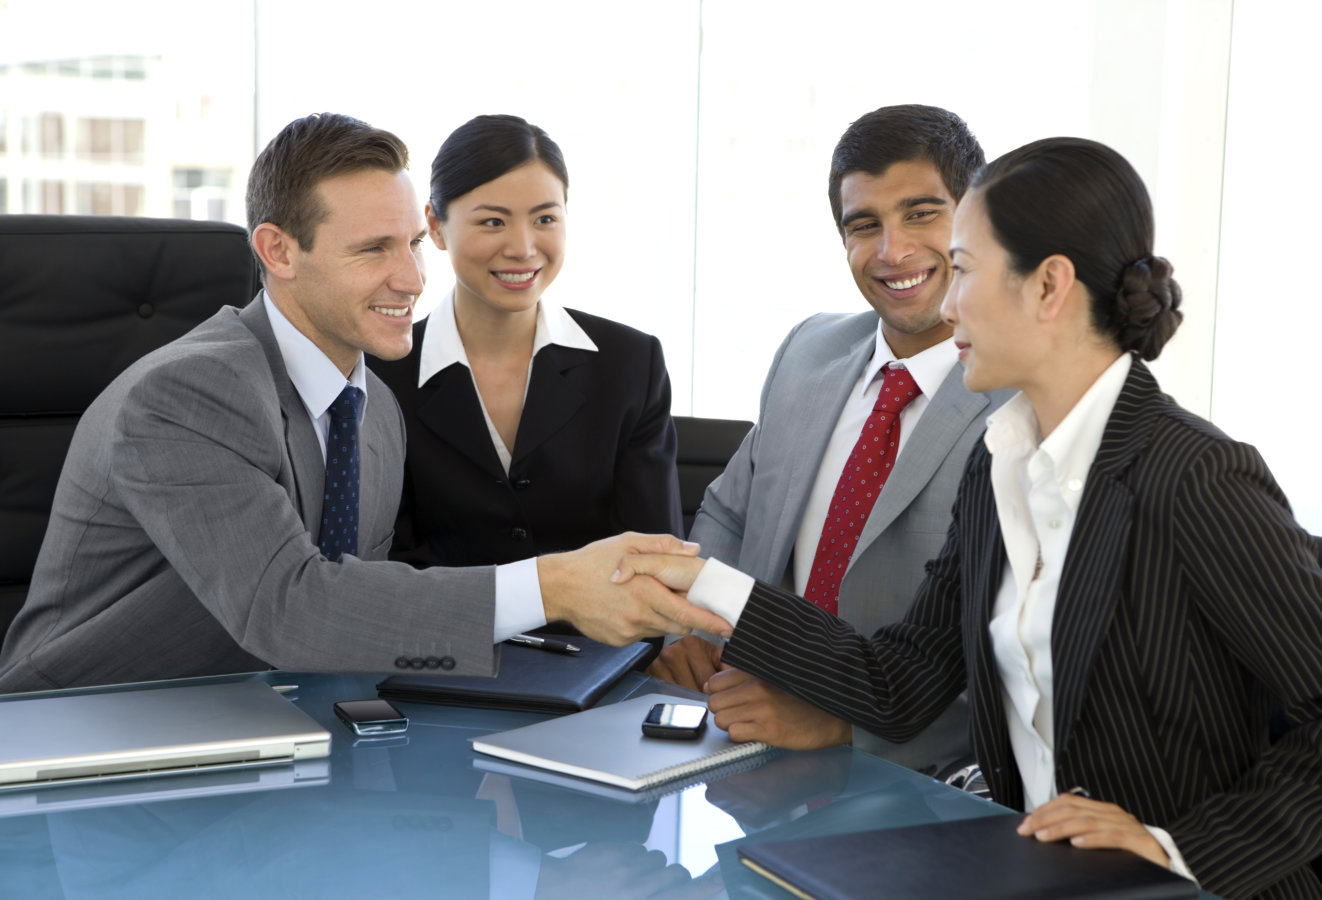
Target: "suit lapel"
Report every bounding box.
[764,324,877,577]
[238,297,324,533]
[1050,359,1157,760]
[416,364,506,479]
[851,365,988,563]
[512,345,590,465]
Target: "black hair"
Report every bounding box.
[828,104,985,236]
[429,114,568,221]
[973,137,1182,360]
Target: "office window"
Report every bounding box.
[76,118,146,164]
[39,113,63,159]
[34,179,64,214]
[75,181,145,216]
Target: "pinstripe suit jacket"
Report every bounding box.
[721,359,1322,900]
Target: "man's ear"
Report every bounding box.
[252,223,298,282]
[425,204,447,251]
[1031,254,1078,323]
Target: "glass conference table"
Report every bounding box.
[0,670,1221,900]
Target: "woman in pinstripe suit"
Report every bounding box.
[619,138,1322,899]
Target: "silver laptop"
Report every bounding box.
[0,679,331,790]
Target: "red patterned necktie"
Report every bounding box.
[803,364,921,615]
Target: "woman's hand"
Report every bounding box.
[1017,793,1170,868]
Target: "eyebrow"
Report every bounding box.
[471,201,564,215]
[355,228,428,249]
[840,195,950,229]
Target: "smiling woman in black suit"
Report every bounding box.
[618,137,1322,900]
[370,115,681,570]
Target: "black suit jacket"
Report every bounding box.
[722,359,1322,900]
[369,308,682,566]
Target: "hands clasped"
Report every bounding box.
[537,534,728,646]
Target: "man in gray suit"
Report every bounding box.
[649,105,1005,775]
[0,113,725,693]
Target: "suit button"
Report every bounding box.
[394,657,411,669]
[439,656,456,670]
[424,656,442,669]
[513,479,531,490]
[408,657,425,669]
[511,527,528,541]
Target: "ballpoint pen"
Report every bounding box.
[507,633,581,654]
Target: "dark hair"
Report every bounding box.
[246,113,408,264]
[429,114,569,221]
[828,104,985,236]
[973,137,1183,360]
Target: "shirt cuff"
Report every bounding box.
[493,558,547,642]
[1144,825,1197,883]
[686,558,755,643]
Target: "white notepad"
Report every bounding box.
[470,692,770,791]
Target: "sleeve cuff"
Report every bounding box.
[1143,824,1197,884]
[686,557,755,643]
[493,558,547,642]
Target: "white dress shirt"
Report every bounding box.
[262,292,545,640]
[791,329,958,593]
[415,287,597,475]
[263,293,368,460]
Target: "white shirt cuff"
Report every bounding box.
[493,558,547,642]
[1144,824,1197,883]
[686,557,755,643]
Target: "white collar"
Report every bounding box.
[262,292,367,420]
[859,322,959,400]
[984,353,1132,507]
[416,287,598,388]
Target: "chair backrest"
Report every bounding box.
[672,415,754,536]
[0,215,259,641]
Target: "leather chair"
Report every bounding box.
[672,415,753,535]
[0,215,259,643]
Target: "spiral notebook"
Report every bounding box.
[469,692,770,791]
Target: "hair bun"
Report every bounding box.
[1114,256,1183,360]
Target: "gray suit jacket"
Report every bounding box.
[0,299,498,692]
[689,311,1007,772]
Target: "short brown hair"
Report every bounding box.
[246,113,409,260]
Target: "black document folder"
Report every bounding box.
[377,638,652,713]
[737,812,1200,900]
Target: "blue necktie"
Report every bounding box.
[320,385,363,561]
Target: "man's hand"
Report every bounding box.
[611,551,707,594]
[538,533,729,646]
[705,667,852,750]
[646,634,723,692]
[1017,793,1170,868]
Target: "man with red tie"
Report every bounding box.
[648,105,1009,776]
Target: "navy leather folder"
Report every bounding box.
[737,811,1201,900]
[377,638,652,713]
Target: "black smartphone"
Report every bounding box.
[333,699,409,736]
[641,702,708,740]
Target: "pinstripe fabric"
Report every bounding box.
[722,359,1322,900]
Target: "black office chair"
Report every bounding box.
[672,415,754,536]
[0,215,259,643]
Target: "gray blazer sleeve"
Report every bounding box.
[687,319,804,560]
[101,352,497,679]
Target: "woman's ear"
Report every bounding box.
[1031,254,1078,323]
[425,203,447,251]
[252,223,297,282]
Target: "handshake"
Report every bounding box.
[535,533,722,647]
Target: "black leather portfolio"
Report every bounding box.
[377,638,653,713]
[737,811,1201,900]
